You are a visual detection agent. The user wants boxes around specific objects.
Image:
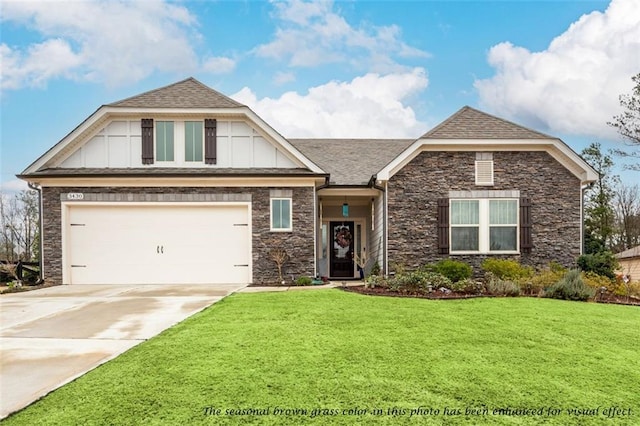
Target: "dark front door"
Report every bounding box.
[330,222,354,278]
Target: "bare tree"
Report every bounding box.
[609,72,640,170]
[611,183,640,252]
[0,190,39,261]
[269,248,289,284]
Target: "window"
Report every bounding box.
[451,200,479,251]
[450,199,518,253]
[489,200,518,251]
[156,121,174,162]
[185,121,204,162]
[271,198,292,231]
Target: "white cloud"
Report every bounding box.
[274,71,296,85]
[0,0,235,90]
[254,0,429,73]
[0,179,29,193]
[232,68,429,138]
[202,56,236,74]
[475,0,640,138]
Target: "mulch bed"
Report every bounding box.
[342,285,640,306]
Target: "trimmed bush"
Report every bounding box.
[582,271,620,294]
[431,259,472,283]
[576,251,618,279]
[544,269,595,301]
[294,276,313,286]
[527,263,568,295]
[486,276,521,297]
[481,259,533,281]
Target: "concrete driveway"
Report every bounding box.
[0,283,246,419]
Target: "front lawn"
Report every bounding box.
[4,291,639,425]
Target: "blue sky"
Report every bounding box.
[1,0,639,191]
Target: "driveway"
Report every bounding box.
[0,283,246,419]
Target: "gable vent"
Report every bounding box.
[475,160,494,186]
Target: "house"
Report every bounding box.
[616,245,640,283]
[18,78,598,285]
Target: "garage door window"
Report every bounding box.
[271,198,292,231]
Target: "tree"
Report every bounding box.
[609,72,640,170]
[0,190,39,261]
[581,143,616,254]
[611,182,640,252]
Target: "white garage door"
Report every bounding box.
[65,203,251,284]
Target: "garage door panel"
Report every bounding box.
[66,204,250,284]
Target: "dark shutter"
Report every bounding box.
[141,119,154,165]
[520,197,532,253]
[437,198,449,254]
[205,119,217,165]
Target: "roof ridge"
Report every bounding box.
[106,77,244,108]
[421,105,555,140]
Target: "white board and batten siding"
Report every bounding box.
[63,202,251,285]
[59,120,298,169]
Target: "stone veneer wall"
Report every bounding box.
[42,186,315,285]
[387,151,582,272]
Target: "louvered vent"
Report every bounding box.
[475,160,494,185]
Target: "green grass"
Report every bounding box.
[4,290,639,425]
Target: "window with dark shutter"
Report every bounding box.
[520,197,532,253]
[141,119,154,165]
[437,198,449,254]
[204,119,217,165]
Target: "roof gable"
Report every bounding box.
[107,77,243,109]
[422,106,553,140]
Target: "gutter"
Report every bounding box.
[27,182,45,284]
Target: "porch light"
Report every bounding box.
[342,203,349,217]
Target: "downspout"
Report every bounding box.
[27,182,45,284]
[368,175,387,275]
[580,182,592,255]
[313,184,317,278]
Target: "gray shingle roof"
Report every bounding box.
[107,77,244,109]
[422,106,553,139]
[289,139,414,185]
[616,245,640,259]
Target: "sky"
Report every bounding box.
[1,0,639,192]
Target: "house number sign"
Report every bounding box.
[67,193,84,200]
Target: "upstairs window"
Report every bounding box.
[156,121,174,162]
[185,121,204,162]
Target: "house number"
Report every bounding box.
[67,193,84,200]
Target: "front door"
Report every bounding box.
[330,222,354,278]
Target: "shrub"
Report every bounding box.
[544,269,595,301]
[486,276,521,297]
[449,278,483,294]
[582,271,620,294]
[294,276,313,286]
[431,259,472,283]
[365,274,385,289]
[528,263,568,296]
[370,261,381,276]
[481,259,533,281]
[576,251,619,279]
[385,270,452,293]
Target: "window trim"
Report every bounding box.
[270,198,293,232]
[449,198,519,255]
